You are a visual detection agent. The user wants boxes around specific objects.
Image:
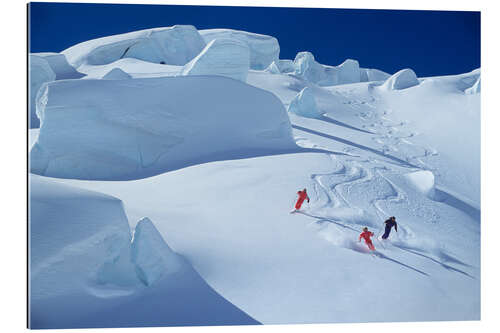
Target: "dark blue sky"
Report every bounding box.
[28,2,480,77]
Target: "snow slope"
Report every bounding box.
[28,25,480,328]
[29,174,259,328]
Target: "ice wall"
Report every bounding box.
[31,53,85,80]
[30,76,296,180]
[29,55,56,128]
[287,87,323,119]
[200,29,280,70]
[181,38,250,82]
[382,68,420,90]
[62,25,206,68]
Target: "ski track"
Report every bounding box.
[296,91,472,278]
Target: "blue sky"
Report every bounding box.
[29,2,480,77]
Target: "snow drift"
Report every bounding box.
[31,53,85,80]
[360,68,391,82]
[382,68,420,90]
[30,75,297,180]
[29,174,138,301]
[101,67,132,80]
[181,38,250,82]
[29,55,56,128]
[62,25,206,68]
[287,87,322,118]
[200,29,279,70]
[131,217,184,286]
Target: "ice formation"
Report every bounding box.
[382,68,420,90]
[131,218,183,286]
[336,59,361,84]
[31,53,85,80]
[62,25,206,68]
[181,38,250,82]
[30,75,296,180]
[277,59,295,73]
[265,61,281,74]
[200,29,280,70]
[465,76,481,94]
[29,55,56,128]
[287,87,322,118]
[360,68,391,82]
[101,67,132,80]
[30,174,139,300]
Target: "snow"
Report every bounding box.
[29,174,259,328]
[293,51,327,84]
[131,217,183,286]
[29,55,56,128]
[31,52,85,80]
[287,87,323,119]
[465,76,481,94]
[265,61,281,74]
[277,59,295,73]
[28,25,480,328]
[404,170,436,199]
[101,67,132,79]
[181,38,250,82]
[200,29,280,70]
[360,68,391,82]
[62,25,206,68]
[336,59,360,84]
[381,68,420,90]
[30,75,297,180]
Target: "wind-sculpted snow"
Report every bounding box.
[404,170,436,199]
[62,25,206,68]
[29,175,259,328]
[382,68,420,90]
[360,68,391,82]
[293,52,327,83]
[200,29,279,70]
[292,52,363,86]
[288,87,323,119]
[30,174,139,301]
[181,38,250,82]
[29,55,56,128]
[265,61,280,74]
[30,75,297,180]
[101,67,132,80]
[278,59,295,73]
[131,218,183,286]
[31,53,85,80]
[465,76,480,94]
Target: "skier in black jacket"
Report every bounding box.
[382,216,398,239]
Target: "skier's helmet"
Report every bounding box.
[303,188,307,192]
[363,227,368,232]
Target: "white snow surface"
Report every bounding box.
[29,55,56,128]
[287,87,322,118]
[28,26,480,328]
[29,174,258,328]
[181,38,250,82]
[101,67,132,79]
[31,52,85,80]
[62,25,206,68]
[381,68,420,90]
[200,28,279,70]
[30,75,296,180]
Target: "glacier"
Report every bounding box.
[28,24,480,328]
[200,28,279,70]
[181,38,250,82]
[29,55,55,128]
[62,25,206,68]
[30,75,296,180]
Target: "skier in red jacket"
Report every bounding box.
[294,188,310,210]
[359,227,376,251]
